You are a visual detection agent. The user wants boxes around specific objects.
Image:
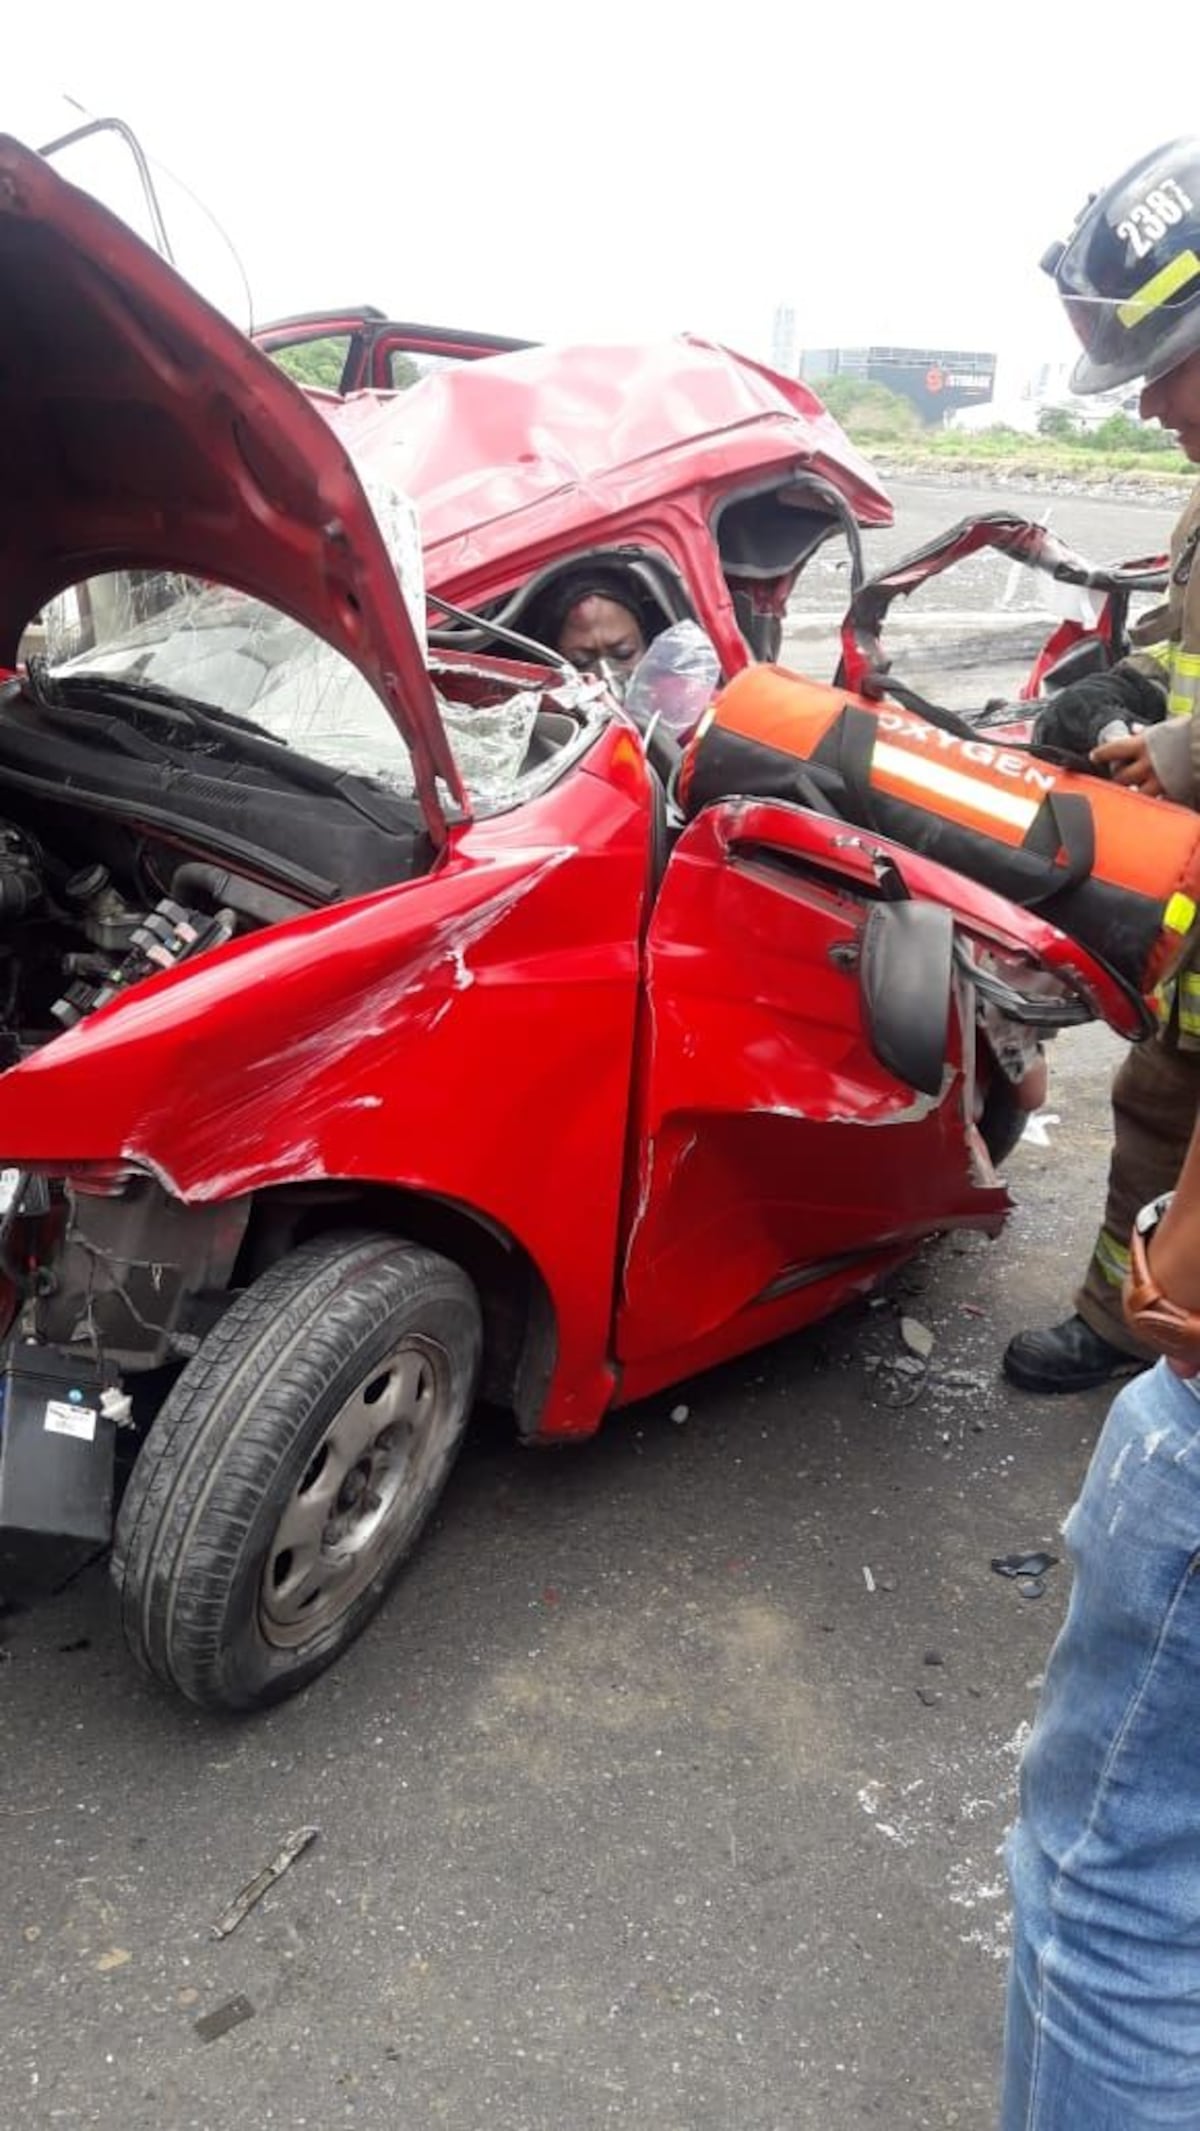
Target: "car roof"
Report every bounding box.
[322,335,893,604]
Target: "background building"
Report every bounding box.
[800,344,996,424]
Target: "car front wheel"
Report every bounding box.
[112,1231,482,1711]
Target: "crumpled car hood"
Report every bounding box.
[0,134,463,834]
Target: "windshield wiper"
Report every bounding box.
[26,663,417,833]
[31,662,282,742]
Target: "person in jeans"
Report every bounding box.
[1000,1104,1200,2125]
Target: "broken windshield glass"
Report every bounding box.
[40,574,551,806]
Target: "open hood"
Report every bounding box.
[322,336,893,596]
[0,135,463,834]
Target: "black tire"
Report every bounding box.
[112,1232,482,1712]
[980,1073,1026,1169]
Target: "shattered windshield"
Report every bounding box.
[38,572,573,808]
[43,573,417,783]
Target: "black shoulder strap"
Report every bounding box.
[1022,790,1096,901]
[824,704,880,830]
[861,673,986,744]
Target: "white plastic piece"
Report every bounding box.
[100,1386,135,1428]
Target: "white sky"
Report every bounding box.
[8,1,1200,392]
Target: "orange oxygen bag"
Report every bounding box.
[679,666,1200,997]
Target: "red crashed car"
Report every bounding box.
[0,138,1143,1713]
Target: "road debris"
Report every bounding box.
[210,1825,319,1940]
[94,1947,131,1972]
[1022,1110,1060,1148]
[194,1994,255,2043]
[991,1550,1060,1600]
[900,1317,935,1360]
[869,1330,931,1406]
[875,1372,926,1409]
[991,1551,1059,1581]
[669,1403,689,1425]
[863,1566,877,1593]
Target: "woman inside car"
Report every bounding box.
[536,566,656,689]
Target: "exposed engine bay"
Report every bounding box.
[0,664,437,1058]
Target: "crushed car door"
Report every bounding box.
[615,796,1007,1372]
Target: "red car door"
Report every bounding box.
[614,798,1010,1400]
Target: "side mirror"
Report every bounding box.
[858,900,954,1097]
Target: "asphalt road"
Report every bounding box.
[812,471,1184,592]
[786,472,1186,706]
[0,480,1177,2131]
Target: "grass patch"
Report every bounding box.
[810,378,1191,484]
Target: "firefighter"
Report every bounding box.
[1005,137,1200,1394]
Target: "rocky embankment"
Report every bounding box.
[869,455,1192,506]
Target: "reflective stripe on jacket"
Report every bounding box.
[1152,969,1200,1038]
[1138,637,1200,721]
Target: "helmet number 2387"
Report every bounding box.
[1118,178,1195,260]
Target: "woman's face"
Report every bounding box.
[556,595,646,683]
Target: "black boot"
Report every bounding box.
[1002,1314,1148,1394]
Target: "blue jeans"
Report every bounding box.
[1001,1361,1200,2129]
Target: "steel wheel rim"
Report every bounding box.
[259,1334,455,1649]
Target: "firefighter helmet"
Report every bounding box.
[1043,138,1200,394]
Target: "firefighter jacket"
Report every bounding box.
[1129,478,1200,1041]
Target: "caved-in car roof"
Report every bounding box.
[320,336,894,606]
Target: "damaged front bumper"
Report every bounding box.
[0,1166,248,1587]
